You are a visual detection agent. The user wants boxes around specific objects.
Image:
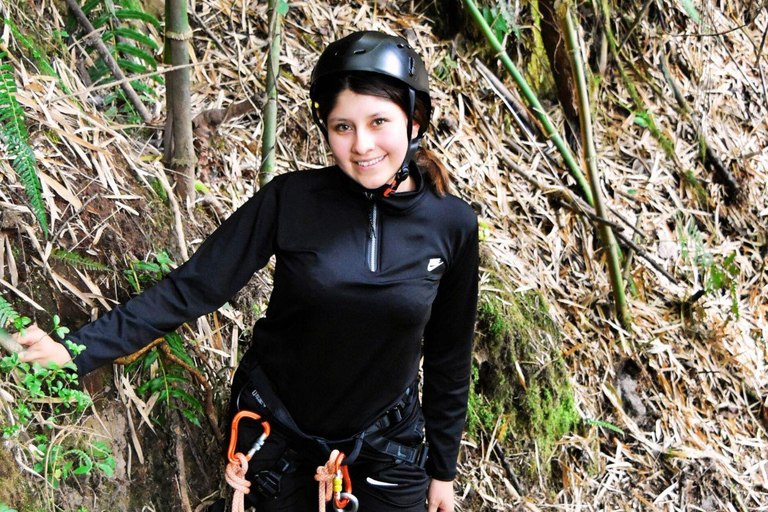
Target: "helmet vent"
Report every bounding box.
[408,57,414,76]
[353,49,366,54]
[397,43,405,48]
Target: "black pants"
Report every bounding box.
[228,368,431,511]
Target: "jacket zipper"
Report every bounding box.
[365,194,380,272]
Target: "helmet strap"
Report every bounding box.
[383,89,419,198]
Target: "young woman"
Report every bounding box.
[15,31,479,512]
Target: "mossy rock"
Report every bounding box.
[469,286,579,481]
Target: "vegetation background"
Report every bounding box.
[0,0,766,510]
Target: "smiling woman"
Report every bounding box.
[15,30,479,512]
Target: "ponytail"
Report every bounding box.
[415,147,451,197]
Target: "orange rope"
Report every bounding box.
[226,411,271,512]
[314,449,339,512]
[225,453,250,512]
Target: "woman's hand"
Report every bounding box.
[15,325,72,367]
[427,478,455,512]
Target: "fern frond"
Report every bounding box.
[114,43,157,69]
[51,250,112,272]
[113,9,162,28]
[0,53,49,237]
[103,28,159,50]
[0,296,20,329]
[3,18,60,82]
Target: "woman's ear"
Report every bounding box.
[411,121,421,140]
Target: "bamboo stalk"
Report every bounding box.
[462,0,594,206]
[259,0,283,186]
[165,0,196,201]
[63,0,152,124]
[560,1,630,327]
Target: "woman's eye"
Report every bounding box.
[373,118,387,126]
[334,123,350,132]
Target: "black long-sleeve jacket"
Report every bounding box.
[64,166,479,480]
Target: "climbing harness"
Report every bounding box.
[315,450,358,512]
[225,411,271,512]
[229,360,428,507]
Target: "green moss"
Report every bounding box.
[525,0,556,97]
[0,446,39,511]
[471,288,579,480]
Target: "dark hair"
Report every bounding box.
[313,72,451,196]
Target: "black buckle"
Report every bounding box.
[388,406,404,424]
[416,442,429,468]
[253,456,292,498]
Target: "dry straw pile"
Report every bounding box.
[0,0,766,510]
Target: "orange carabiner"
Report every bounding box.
[227,410,271,464]
[332,452,353,510]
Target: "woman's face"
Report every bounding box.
[326,89,418,191]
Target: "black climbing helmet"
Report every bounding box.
[309,31,432,195]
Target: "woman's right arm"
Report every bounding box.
[30,176,284,376]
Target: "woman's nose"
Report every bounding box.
[352,129,375,154]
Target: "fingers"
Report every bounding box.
[14,324,47,347]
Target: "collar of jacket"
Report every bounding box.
[337,163,427,214]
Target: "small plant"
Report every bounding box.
[126,331,205,427]
[0,300,115,490]
[123,251,175,293]
[677,217,740,319]
[32,436,115,488]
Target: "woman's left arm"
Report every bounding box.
[421,214,480,485]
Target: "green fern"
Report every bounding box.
[75,0,162,120]
[51,249,112,272]
[0,296,20,329]
[0,52,49,237]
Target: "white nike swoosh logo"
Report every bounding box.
[366,477,399,487]
[427,259,444,271]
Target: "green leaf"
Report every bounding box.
[633,112,650,128]
[165,332,194,366]
[68,449,94,475]
[103,28,159,50]
[0,296,20,328]
[115,43,157,69]
[169,388,203,414]
[682,0,701,24]
[277,0,289,16]
[585,418,625,435]
[97,461,115,477]
[181,408,201,427]
[113,9,162,28]
[0,503,20,512]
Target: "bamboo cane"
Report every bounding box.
[559,1,630,327]
[259,0,283,186]
[462,0,594,206]
[165,0,196,201]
